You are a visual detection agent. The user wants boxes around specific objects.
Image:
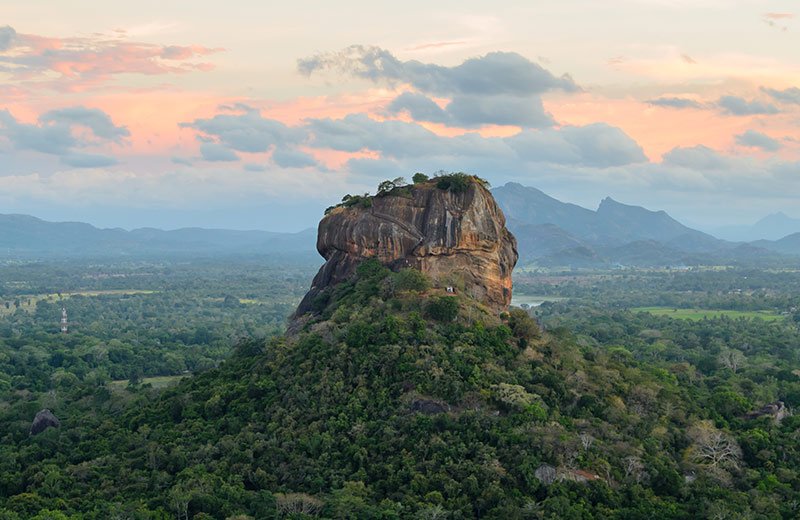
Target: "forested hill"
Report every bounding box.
[3,260,800,518]
[0,213,316,258]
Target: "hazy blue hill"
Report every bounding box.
[752,213,800,241]
[491,183,777,267]
[599,239,687,266]
[0,213,316,258]
[714,212,800,242]
[594,197,721,247]
[507,221,594,260]
[753,232,800,255]
[492,183,597,236]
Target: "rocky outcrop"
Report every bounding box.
[744,401,790,423]
[30,409,60,435]
[295,179,517,316]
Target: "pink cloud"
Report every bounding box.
[0,28,223,89]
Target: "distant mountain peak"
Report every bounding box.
[493,183,729,266]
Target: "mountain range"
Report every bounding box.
[2,182,798,266]
[0,213,316,259]
[492,183,799,267]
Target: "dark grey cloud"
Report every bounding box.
[299,46,578,97]
[735,130,782,151]
[662,145,731,170]
[386,91,554,128]
[181,109,305,154]
[0,106,127,167]
[761,86,800,105]
[0,26,16,51]
[646,97,703,109]
[272,148,319,169]
[200,143,239,162]
[717,95,780,115]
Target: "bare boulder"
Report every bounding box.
[30,409,60,435]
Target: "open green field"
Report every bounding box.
[632,306,784,321]
[0,289,157,316]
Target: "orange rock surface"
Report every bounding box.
[295,180,518,315]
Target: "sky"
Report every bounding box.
[1,0,799,232]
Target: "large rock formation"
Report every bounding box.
[295,178,517,316]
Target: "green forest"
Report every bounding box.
[1,257,800,518]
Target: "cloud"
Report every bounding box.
[507,124,647,167]
[300,46,576,127]
[716,95,779,115]
[306,114,513,162]
[0,106,128,167]
[0,26,222,89]
[39,107,130,142]
[386,91,555,128]
[761,86,800,105]
[407,40,467,51]
[735,130,782,151]
[646,97,704,109]
[200,143,239,162]
[181,107,305,154]
[299,46,578,96]
[305,113,643,168]
[662,145,732,170]
[386,92,450,124]
[272,148,320,168]
[762,13,793,31]
[62,153,119,168]
[171,156,193,166]
[243,163,266,172]
[680,54,697,64]
[0,25,16,51]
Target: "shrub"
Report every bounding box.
[394,268,431,292]
[435,172,472,193]
[425,296,459,322]
[433,172,490,193]
[507,308,540,347]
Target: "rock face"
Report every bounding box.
[30,409,60,436]
[295,180,518,315]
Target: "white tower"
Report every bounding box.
[60,307,68,334]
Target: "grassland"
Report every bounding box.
[632,306,784,321]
